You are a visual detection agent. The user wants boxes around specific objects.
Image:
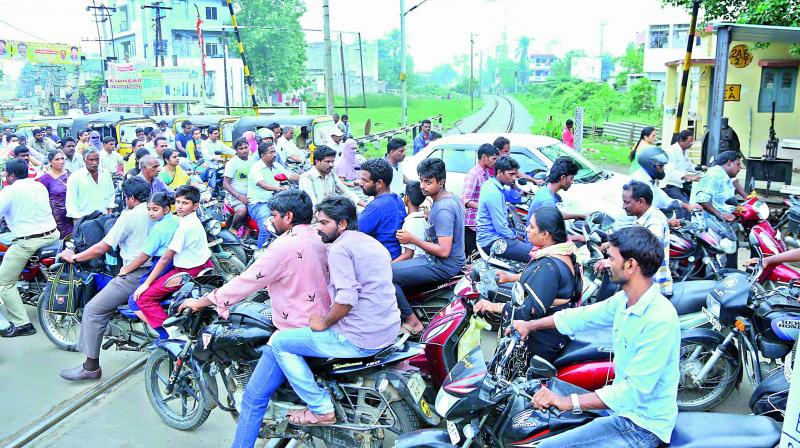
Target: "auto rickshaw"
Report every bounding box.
[15,118,73,141]
[71,112,157,157]
[230,114,336,155]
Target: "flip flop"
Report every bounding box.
[287,408,336,426]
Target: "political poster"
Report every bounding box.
[0,39,81,65]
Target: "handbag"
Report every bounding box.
[43,263,96,314]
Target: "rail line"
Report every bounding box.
[469,95,515,133]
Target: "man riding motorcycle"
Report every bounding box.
[179,189,332,448]
[59,177,152,381]
[510,226,681,448]
[270,196,401,426]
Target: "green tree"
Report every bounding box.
[627,78,657,114]
[235,0,307,97]
[615,43,644,88]
[430,64,458,86]
[80,78,104,106]
[549,50,586,81]
[515,36,531,88]
[662,0,800,26]
[377,29,414,91]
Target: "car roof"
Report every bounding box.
[426,133,561,148]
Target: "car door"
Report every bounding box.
[437,144,478,197]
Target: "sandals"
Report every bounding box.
[287,408,336,426]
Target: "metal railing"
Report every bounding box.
[354,114,443,145]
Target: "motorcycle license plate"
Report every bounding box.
[702,307,722,332]
[447,420,461,444]
[408,372,425,404]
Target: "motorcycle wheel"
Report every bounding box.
[677,339,738,412]
[144,348,211,431]
[213,252,247,282]
[37,291,81,351]
[222,243,247,266]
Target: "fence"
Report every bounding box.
[582,121,662,146]
[354,114,443,146]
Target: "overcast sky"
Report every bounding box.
[1,0,695,72]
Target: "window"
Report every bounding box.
[758,67,797,113]
[648,25,669,49]
[119,7,130,32]
[121,41,135,58]
[205,71,216,98]
[509,147,546,174]
[205,42,219,57]
[205,7,218,20]
[440,146,478,174]
[671,24,690,49]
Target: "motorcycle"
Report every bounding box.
[678,260,799,412]
[146,299,437,447]
[37,263,217,352]
[396,328,783,448]
[669,210,737,281]
[197,197,248,269]
[776,195,800,249]
[0,237,62,307]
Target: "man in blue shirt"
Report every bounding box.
[412,119,432,155]
[476,156,533,262]
[358,158,406,259]
[511,226,680,448]
[527,156,585,223]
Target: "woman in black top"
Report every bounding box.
[474,206,581,362]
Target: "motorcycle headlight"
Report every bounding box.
[434,389,459,418]
[705,294,721,317]
[206,219,222,236]
[511,282,525,306]
[719,238,737,254]
[754,201,769,220]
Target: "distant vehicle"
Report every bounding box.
[404,133,631,221]
[71,112,156,157]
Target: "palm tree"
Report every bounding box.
[515,36,531,88]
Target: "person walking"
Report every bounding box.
[562,119,575,148]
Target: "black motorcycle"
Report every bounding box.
[145,297,439,447]
[196,198,248,278]
[396,329,783,448]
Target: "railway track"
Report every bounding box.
[469,94,516,133]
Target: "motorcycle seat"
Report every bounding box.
[668,280,715,315]
[552,329,613,368]
[668,412,780,447]
[32,240,63,260]
[306,338,425,374]
[403,273,463,297]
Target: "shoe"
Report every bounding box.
[59,364,102,382]
[0,323,37,338]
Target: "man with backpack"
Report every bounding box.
[57,177,152,381]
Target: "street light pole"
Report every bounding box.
[470,33,474,111]
[400,0,407,126]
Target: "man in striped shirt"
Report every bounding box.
[460,143,498,256]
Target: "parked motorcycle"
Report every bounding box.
[678,261,799,412]
[0,237,62,307]
[198,197,248,269]
[396,329,783,448]
[669,210,737,281]
[146,299,437,447]
[776,195,800,249]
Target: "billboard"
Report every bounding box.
[142,67,202,103]
[107,62,144,106]
[0,39,81,65]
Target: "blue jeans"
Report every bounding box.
[271,328,381,415]
[230,349,285,448]
[247,202,273,248]
[481,238,533,263]
[537,415,660,448]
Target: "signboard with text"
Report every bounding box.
[724,84,741,102]
[0,39,81,65]
[107,63,144,106]
[142,67,201,103]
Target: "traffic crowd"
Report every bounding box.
[0,112,788,448]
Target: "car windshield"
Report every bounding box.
[537,143,603,182]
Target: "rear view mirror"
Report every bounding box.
[725,197,740,206]
[490,240,507,257]
[517,178,528,186]
[527,356,557,379]
[274,173,288,182]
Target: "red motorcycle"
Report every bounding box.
[0,238,62,306]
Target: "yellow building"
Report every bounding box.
[661,24,800,182]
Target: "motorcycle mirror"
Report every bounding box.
[214,150,223,155]
[527,356,557,379]
[517,178,528,186]
[511,282,525,306]
[725,197,740,207]
[470,265,481,283]
[274,173,288,182]
[490,240,507,257]
[747,178,757,193]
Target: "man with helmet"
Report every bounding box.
[631,147,700,219]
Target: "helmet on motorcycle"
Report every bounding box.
[256,128,274,141]
[637,147,669,181]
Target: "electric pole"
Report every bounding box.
[322,0,335,115]
[400,0,407,126]
[85,1,117,78]
[143,2,172,113]
[470,33,474,111]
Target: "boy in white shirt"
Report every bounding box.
[132,185,213,335]
[393,181,428,262]
[99,136,124,175]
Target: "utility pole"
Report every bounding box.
[400,0,407,126]
[479,51,483,98]
[225,0,258,113]
[470,33,474,111]
[599,20,607,57]
[322,0,335,115]
[221,27,230,114]
[672,0,701,142]
[86,1,117,78]
[339,33,349,115]
[143,2,172,114]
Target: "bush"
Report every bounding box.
[627,78,657,114]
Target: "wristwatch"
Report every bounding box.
[570,393,582,414]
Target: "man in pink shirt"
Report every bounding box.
[179,189,330,448]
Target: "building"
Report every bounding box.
[102,0,247,110]
[662,25,800,177]
[571,56,603,82]
[305,40,383,95]
[528,53,556,83]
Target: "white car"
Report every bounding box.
[404,133,631,221]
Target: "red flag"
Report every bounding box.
[196,16,207,77]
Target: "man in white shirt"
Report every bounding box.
[276,127,305,164]
[248,142,299,248]
[328,127,344,155]
[99,136,123,175]
[662,130,700,202]
[61,137,85,173]
[59,177,153,381]
[386,138,408,196]
[299,145,364,207]
[200,125,233,160]
[0,159,60,337]
[65,149,117,220]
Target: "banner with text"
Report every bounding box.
[0,39,81,65]
[142,67,202,103]
[107,62,144,106]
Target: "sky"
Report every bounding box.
[0,0,696,73]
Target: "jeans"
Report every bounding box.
[231,349,285,448]
[392,256,461,318]
[482,238,533,263]
[271,327,381,415]
[247,202,273,248]
[537,415,660,448]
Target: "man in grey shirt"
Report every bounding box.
[58,177,154,381]
[394,158,465,334]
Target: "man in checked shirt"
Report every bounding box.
[460,143,499,256]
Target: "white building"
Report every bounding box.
[571,57,603,82]
[529,53,556,82]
